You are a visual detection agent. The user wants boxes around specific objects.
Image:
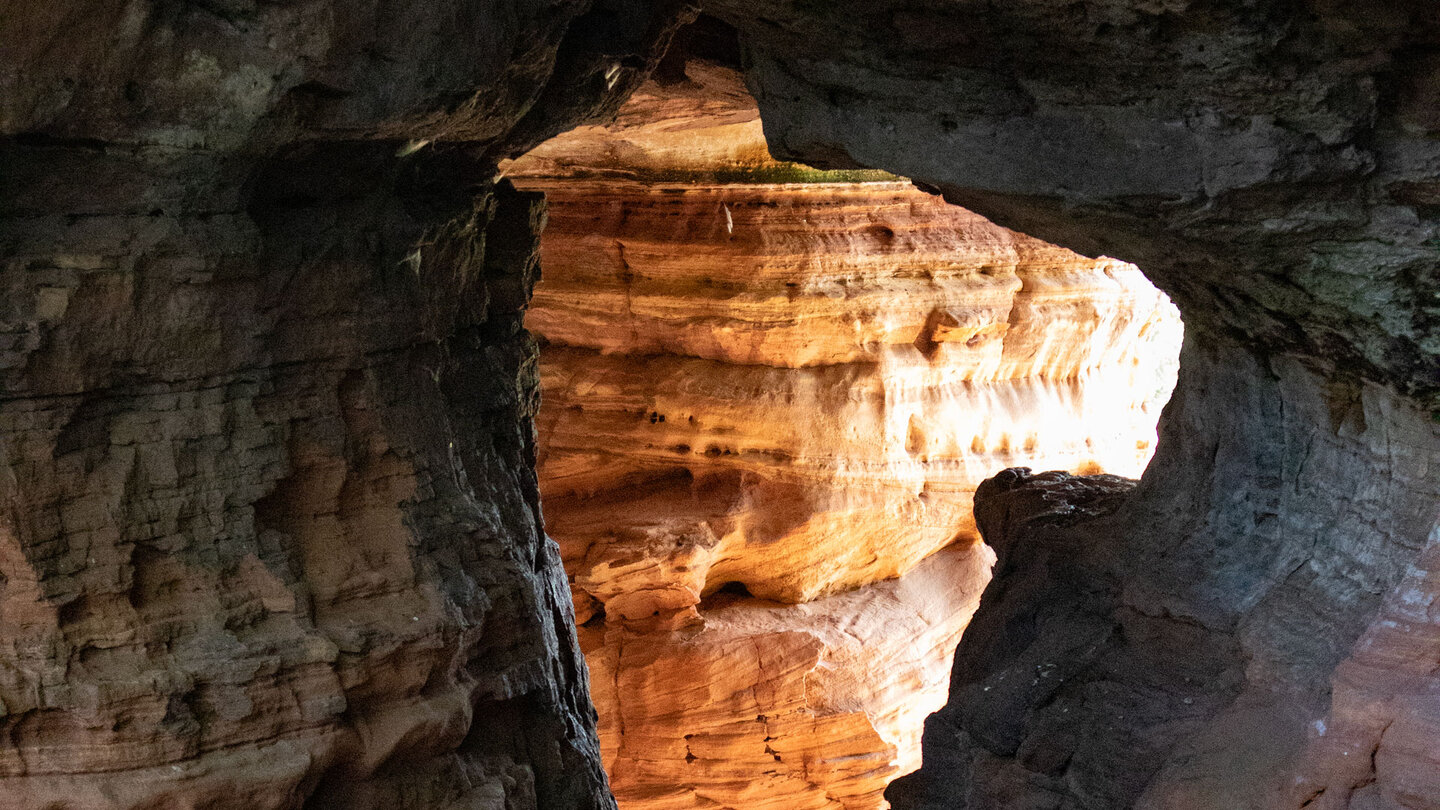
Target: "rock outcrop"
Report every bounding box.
[692,2,1440,808]
[529,179,1179,613]
[580,546,989,810]
[509,60,1181,808]
[0,2,693,808]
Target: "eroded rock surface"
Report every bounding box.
[690,2,1440,808]
[530,179,1178,617]
[581,546,989,810]
[511,61,1181,808]
[514,60,1179,616]
[0,151,608,810]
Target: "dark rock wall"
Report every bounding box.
[0,1,691,807]
[699,1,1440,807]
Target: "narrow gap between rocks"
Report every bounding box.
[504,17,1183,808]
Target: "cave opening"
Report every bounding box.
[8,1,1438,808]
[503,16,1184,809]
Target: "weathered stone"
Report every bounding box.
[581,545,991,810]
[0,2,696,807]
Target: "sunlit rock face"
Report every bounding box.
[530,180,1179,615]
[581,546,989,810]
[509,58,1181,808]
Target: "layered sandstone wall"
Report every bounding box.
[530,179,1181,615]
[510,62,1181,809]
[0,157,598,810]
[580,546,989,810]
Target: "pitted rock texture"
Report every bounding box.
[511,61,1180,809]
[530,181,1179,618]
[513,62,1180,620]
[685,4,1440,807]
[0,1,696,807]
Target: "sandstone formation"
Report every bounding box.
[512,59,1179,613]
[509,61,1181,807]
[580,546,989,810]
[530,180,1180,614]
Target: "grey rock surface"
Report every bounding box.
[0,1,691,807]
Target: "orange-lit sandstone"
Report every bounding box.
[511,62,1182,808]
[581,546,990,810]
